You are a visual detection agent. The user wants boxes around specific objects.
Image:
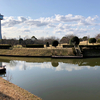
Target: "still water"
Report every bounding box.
[0,57,100,100]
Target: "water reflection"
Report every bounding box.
[51,61,59,67]
[9,60,17,67]
[0,72,6,77]
[1,57,100,100]
[0,62,6,77]
[6,71,13,82]
[0,56,100,67]
[62,58,100,67]
[0,59,98,72]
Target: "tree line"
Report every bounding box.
[1,33,100,46]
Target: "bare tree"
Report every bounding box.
[45,36,60,44]
[95,33,100,40]
[24,35,29,40]
[3,36,6,39]
[6,71,13,82]
[60,34,75,44]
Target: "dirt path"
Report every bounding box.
[0,77,42,100]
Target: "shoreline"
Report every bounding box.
[0,77,42,100]
[0,48,100,59]
[0,54,100,59]
[0,54,83,58]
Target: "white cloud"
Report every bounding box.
[54,14,84,22]
[47,24,56,28]
[2,16,27,27]
[25,20,49,27]
[2,14,99,28]
[1,14,100,38]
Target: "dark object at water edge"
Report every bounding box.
[0,66,6,73]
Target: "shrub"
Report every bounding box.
[19,38,23,44]
[69,36,80,46]
[89,38,96,44]
[97,39,100,43]
[82,36,88,41]
[52,40,59,47]
[46,42,49,47]
[0,44,12,49]
[26,44,44,48]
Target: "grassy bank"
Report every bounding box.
[0,48,74,56]
[0,77,42,100]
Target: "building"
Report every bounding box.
[0,14,3,39]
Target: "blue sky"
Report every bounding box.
[0,0,100,39]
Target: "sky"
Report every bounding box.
[0,0,100,39]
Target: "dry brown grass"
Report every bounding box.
[0,77,42,100]
[61,41,99,45]
[79,41,99,45]
[0,48,74,56]
[79,41,88,45]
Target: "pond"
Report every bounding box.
[0,57,100,100]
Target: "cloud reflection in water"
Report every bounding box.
[3,60,99,72]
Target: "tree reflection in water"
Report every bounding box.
[8,60,27,70]
[9,60,17,67]
[0,57,100,68]
[51,58,100,67]
[6,71,13,82]
[65,58,100,67]
[0,72,6,77]
[51,61,59,67]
